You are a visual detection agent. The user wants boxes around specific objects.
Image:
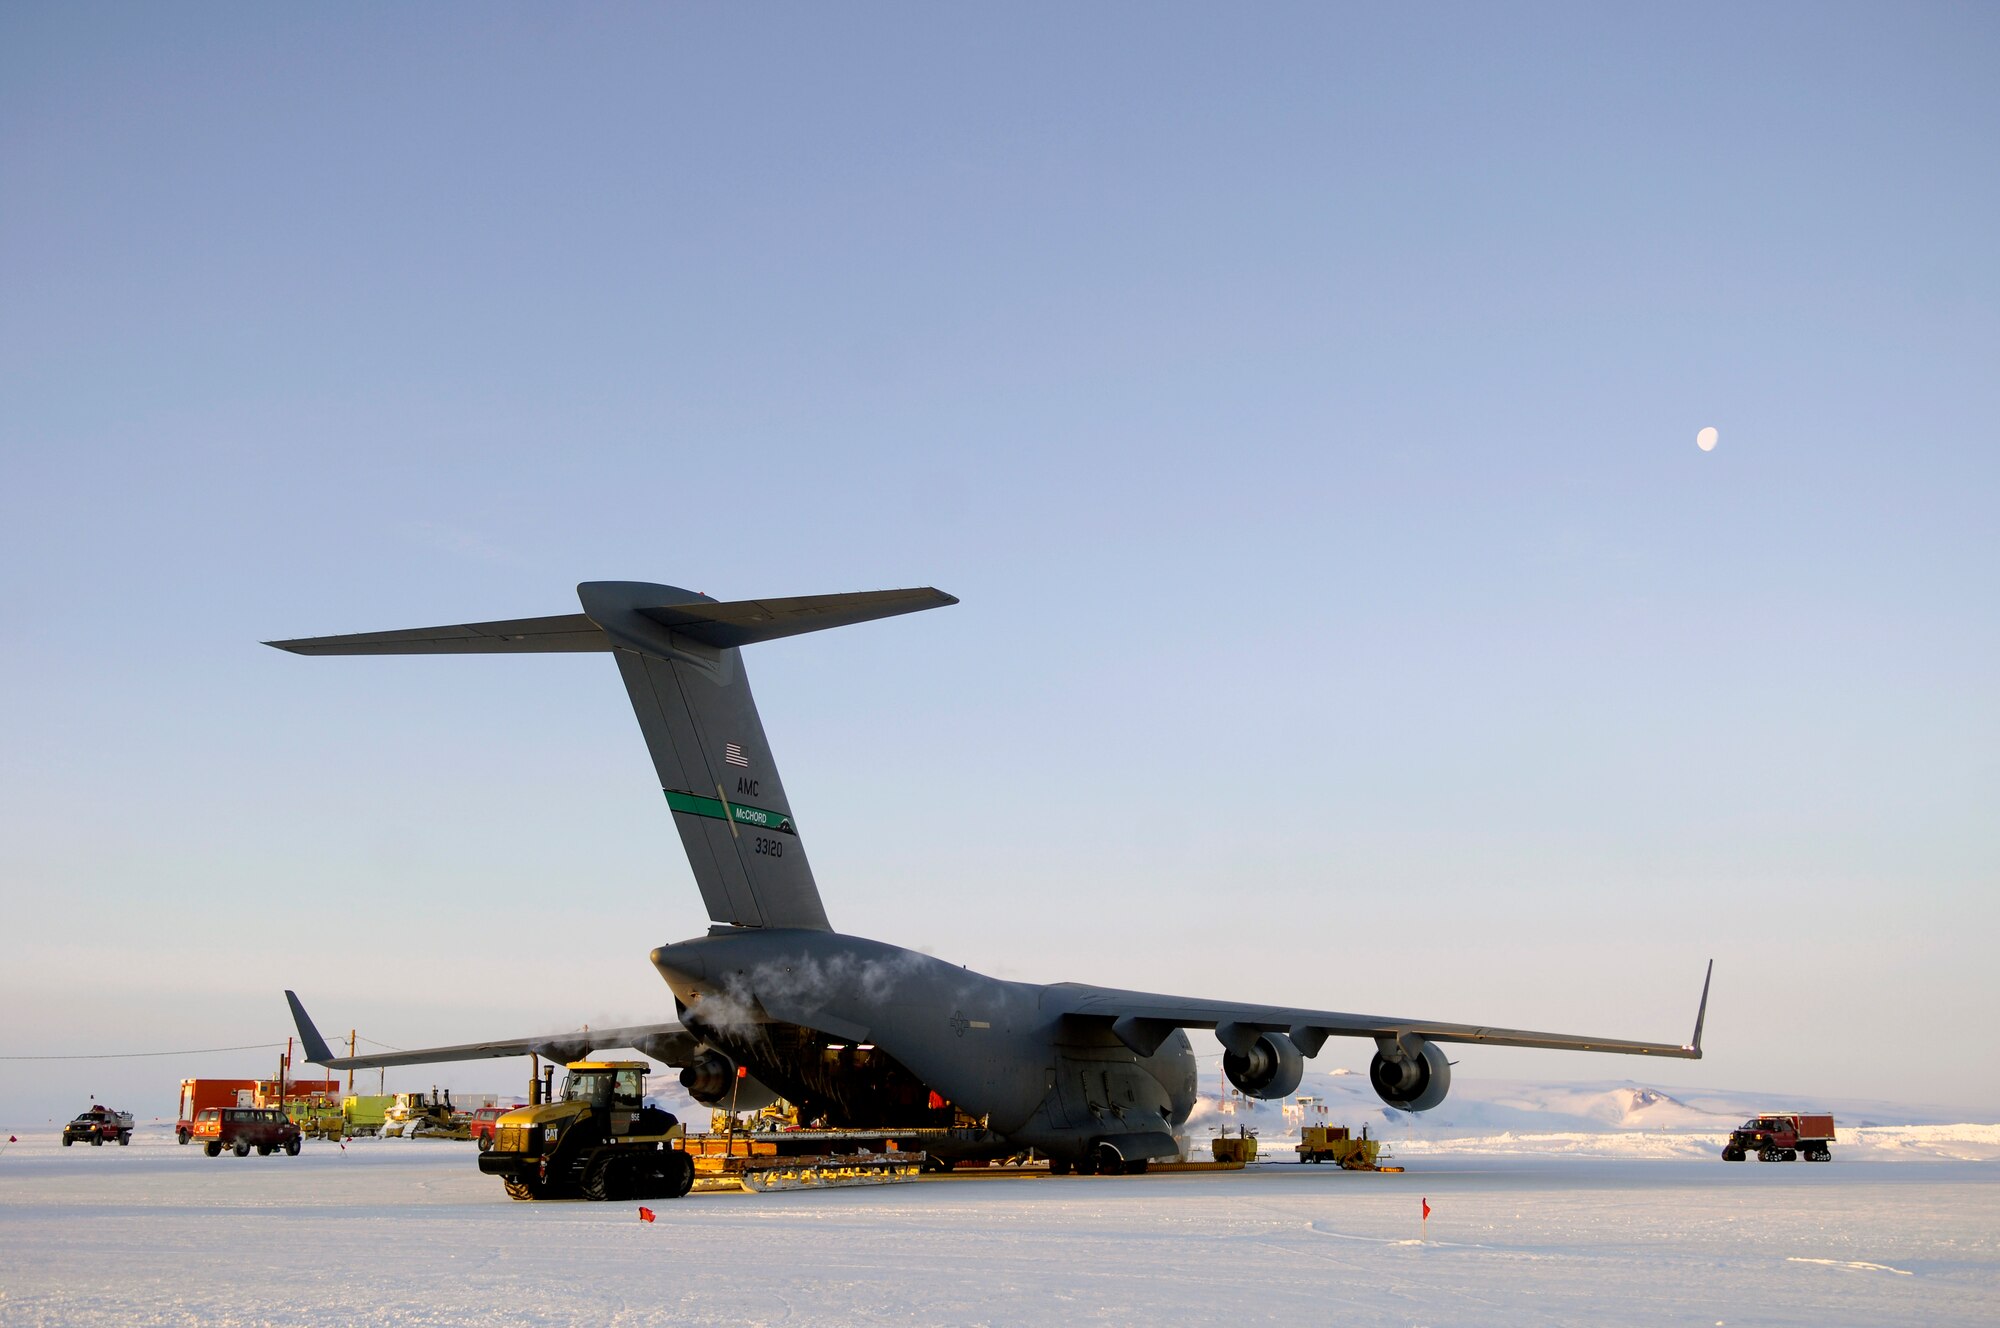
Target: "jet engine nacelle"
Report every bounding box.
[1222,1030,1304,1100]
[1369,1038,1451,1112]
[679,1048,778,1111]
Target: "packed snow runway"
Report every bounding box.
[2,1128,1995,1327]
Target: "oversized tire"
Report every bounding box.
[206,1141,222,1157]
[582,1154,631,1202]
[285,1137,301,1157]
[233,1142,250,1157]
[665,1149,695,1199]
[502,1177,541,1201]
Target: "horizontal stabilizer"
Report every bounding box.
[266,587,956,658]
[632,587,958,649]
[266,613,608,655]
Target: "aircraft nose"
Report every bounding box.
[650,944,706,984]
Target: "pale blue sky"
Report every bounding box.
[3,4,1995,1122]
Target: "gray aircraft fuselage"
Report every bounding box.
[652,928,1196,1160]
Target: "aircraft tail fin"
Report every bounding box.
[284,989,337,1066]
[269,582,957,932]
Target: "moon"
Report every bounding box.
[1696,426,1718,452]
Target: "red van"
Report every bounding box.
[191,1107,302,1158]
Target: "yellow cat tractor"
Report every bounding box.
[478,1061,693,1201]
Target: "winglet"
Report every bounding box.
[284,990,337,1066]
[1687,960,1713,1057]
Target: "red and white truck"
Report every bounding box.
[1722,1113,1836,1162]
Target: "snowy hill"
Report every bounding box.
[1182,1054,1981,1148]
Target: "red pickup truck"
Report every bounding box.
[1722,1113,1835,1162]
[190,1107,303,1158]
[466,1105,515,1152]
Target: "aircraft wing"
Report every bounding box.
[283,991,698,1071]
[1044,961,1710,1060]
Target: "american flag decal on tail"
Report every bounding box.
[724,743,749,767]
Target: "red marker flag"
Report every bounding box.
[638,1206,656,1223]
[1422,1198,1431,1221]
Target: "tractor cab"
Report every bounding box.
[560,1060,649,1136]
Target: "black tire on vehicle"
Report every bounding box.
[1783,1149,1797,1161]
[91,1135,103,1146]
[206,1141,222,1157]
[582,1154,629,1202]
[62,1136,72,1147]
[478,1134,493,1153]
[502,1177,541,1201]
[257,1144,273,1157]
[285,1137,301,1157]
[666,1149,695,1199]
[234,1142,250,1157]
[177,1128,191,1145]
[119,1132,130,1146]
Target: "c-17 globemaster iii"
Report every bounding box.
[277,580,1709,1174]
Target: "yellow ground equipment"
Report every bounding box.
[287,1098,347,1140]
[341,1094,392,1137]
[679,1134,923,1192]
[381,1091,472,1140]
[480,1061,692,1201]
[1297,1123,1390,1169]
[1210,1126,1259,1164]
[480,1061,930,1201]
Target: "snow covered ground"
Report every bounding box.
[3,1121,1995,1327]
